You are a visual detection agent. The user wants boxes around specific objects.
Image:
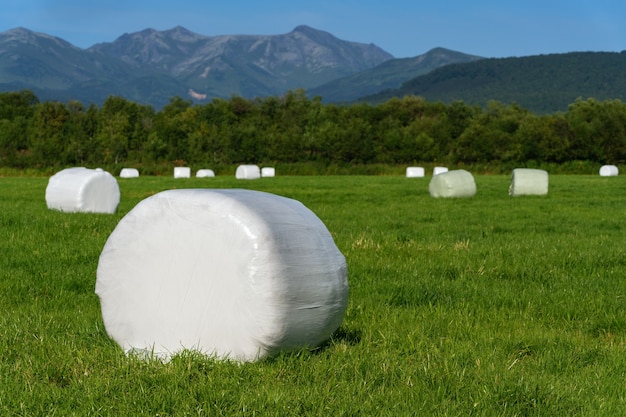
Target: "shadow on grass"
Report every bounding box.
[261,325,362,363]
[310,325,362,354]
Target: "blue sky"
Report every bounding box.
[1,0,624,58]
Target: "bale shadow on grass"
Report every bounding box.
[329,325,362,346]
[260,326,362,363]
[309,325,363,354]
[291,326,362,357]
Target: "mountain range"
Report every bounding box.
[364,51,626,113]
[1,26,625,113]
[0,26,479,108]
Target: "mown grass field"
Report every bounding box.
[1,174,626,416]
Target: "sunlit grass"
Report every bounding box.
[1,174,626,415]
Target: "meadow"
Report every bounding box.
[1,174,626,416]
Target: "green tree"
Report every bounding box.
[0,90,39,120]
[29,101,71,166]
[153,96,193,163]
[516,113,572,163]
[453,101,527,163]
[566,98,626,163]
[0,90,39,167]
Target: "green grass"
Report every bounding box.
[1,174,626,416]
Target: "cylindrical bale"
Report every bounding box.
[261,167,276,177]
[96,189,349,362]
[509,168,549,196]
[174,167,191,178]
[599,165,619,177]
[405,167,424,178]
[196,169,215,178]
[236,164,261,180]
[433,166,448,175]
[46,167,120,214]
[428,169,476,198]
[120,168,139,178]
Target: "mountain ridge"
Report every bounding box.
[0,26,481,108]
[362,50,626,113]
[309,47,483,102]
[1,25,397,107]
[3,26,624,113]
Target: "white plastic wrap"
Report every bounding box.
[96,189,349,362]
[196,169,215,178]
[45,167,120,214]
[405,167,424,178]
[261,167,276,177]
[236,164,261,180]
[433,166,448,175]
[174,167,191,178]
[599,165,619,176]
[429,169,476,198]
[120,168,139,178]
[509,168,549,196]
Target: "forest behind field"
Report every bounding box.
[1,89,625,174]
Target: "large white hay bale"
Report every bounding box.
[599,165,619,176]
[196,169,215,178]
[236,164,260,180]
[509,168,549,196]
[405,167,424,178]
[174,167,191,178]
[261,167,276,177]
[96,189,349,362]
[120,168,139,178]
[428,169,476,198]
[46,167,120,214]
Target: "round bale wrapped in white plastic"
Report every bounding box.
[196,169,215,178]
[433,166,448,175]
[174,167,191,178]
[96,189,349,362]
[261,167,276,177]
[46,167,120,214]
[119,168,139,178]
[599,165,619,177]
[509,168,549,196]
[405,167,424,178]
[428,169,476,198]
[236,164,261,180]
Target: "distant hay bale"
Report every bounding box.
[405,167,424,178]
[509,168,549,196]
[120,168,139,178]
[46,167,120,214]
[196,169,215,178]
[433,166,448,175]
[428,169,476,198]
[174,167,191,178]
[261,167,276,177]
[95,189,349,362]
[599,165,619,176]
[236,164,261,180]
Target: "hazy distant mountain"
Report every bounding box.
[0,27,129,89]
[3,26,622,113]
[308,47,483,102]
[0,25,393,107]
[363,51,626,113]
[89,25,393,94]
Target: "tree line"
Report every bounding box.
[1,89,626,173]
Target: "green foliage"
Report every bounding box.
[3,89,626,172]
[2,175,626,415]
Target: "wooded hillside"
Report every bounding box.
[365,52,626,114]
